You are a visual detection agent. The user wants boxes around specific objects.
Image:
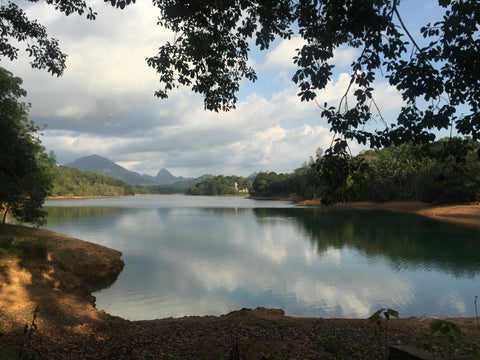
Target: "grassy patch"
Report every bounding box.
[0,346,23,360]
[316,335,354,358]
[0,233,48,263]
[256,320,273,329]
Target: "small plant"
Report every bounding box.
[369,308,399,359]
[259,353,273,360]
[429,319,461,359]
[475,296,479,328]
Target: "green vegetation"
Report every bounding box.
[0,234,48,265]
[251,138,480,204]
[51,166,150,197]
[0,67,56,225]
[186,175,251,196]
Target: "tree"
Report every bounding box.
[3,0,479,203]
[0,67,57,225]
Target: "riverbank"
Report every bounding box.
[0,225,124,332]
[297,200,480,229]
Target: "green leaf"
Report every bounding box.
[429,319,461,336]
[368,309,384,323]
[386,309,399,318]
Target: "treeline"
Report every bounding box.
[51,166,150,197]
[186,175,252,196]
[250,138,480,204]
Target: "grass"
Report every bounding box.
[0,233,48,264]
[0,346,23,360]
[316,335,355,359]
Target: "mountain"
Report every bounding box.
[141,168,191,185]
[153,168,192,185]
[65,155,156,186]
[172,174,214,188]
[65,155,195,186]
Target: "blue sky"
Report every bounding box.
[3,0,445,178]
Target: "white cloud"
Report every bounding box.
[264,37,306,70]
[264,37,359,71]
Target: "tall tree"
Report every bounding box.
[0,67,56,225]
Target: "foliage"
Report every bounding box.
[0,67,57,226]
[358,143,435,201]
[369,308,399,324]
[0,1,95,76]
[52,166,149,197]
[0,235,48,263]
[429,319,465,359]
[3,1,479,138]
[251,139,480,204]
[186,175,251,196]
[430,319,461,337]
[413,139,480,203]
[369,308,399,359]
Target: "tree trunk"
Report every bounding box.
[2,205,9,225]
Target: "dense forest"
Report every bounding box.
[186,175,252,196]
[51,166,150,197]
[250,139,480,204]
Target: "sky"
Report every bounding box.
[3,0,444,178]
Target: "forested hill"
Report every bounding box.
[250,139,480,204]
[51,166,151,197]
[186,175,252,196]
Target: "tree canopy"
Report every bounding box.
[2,1,478,143]
[0,67,56,225]
[251,139,480,204]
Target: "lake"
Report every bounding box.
[43,195,480,320]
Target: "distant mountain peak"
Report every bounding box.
[154,168,191,185]
[65,155,194,186]
[156,168,172,177]
[65,155,155,186]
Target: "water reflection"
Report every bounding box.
[252,208,480,276]
[43,196,480,320]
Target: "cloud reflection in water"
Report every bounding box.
[43,196,480,320]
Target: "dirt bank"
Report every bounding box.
[297,200,480,229]
[5,307,480,359]
[0,225,124,332]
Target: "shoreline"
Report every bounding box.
[250,195,480,229]
[47,193,480,230]
[299,199,480,229]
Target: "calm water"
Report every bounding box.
[43,195,480,320]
